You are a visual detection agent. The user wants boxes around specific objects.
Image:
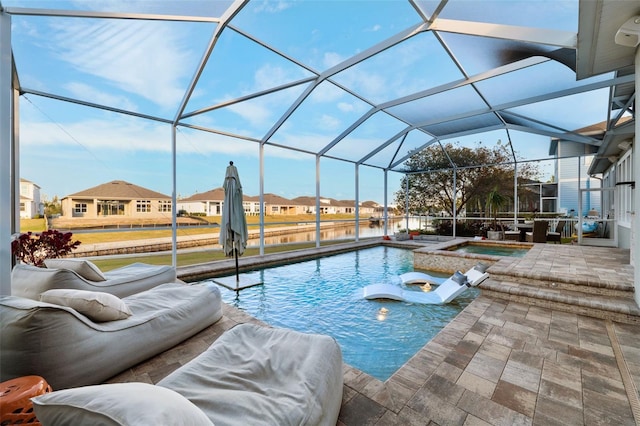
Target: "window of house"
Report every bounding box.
[271,206,279,212]
[98,200,125,216]
[20,202,25,212]
[136,200,151,213]
[616,150,633,227]
[74,203,87,213]
[159,200,172,212]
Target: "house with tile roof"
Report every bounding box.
[291,196,379,215]
[60,180,172,219]
[261,193,306,215]
[177,189,380,217]
[176,187,262,216]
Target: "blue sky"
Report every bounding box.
[7,0,610,204]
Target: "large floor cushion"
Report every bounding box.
[157,323,344,426]
[11,262,177,300]
[0,282,222,390]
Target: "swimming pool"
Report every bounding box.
[449,242,530,257]
[216,246,478,381]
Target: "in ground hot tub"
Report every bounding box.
[413,240,532,274]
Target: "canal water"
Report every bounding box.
[245,217,428,246]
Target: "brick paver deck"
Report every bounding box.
[108,242,639,425]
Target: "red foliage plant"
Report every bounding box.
[11,230,81,267]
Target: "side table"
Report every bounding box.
[0,376,52,425]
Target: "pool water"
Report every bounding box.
[216,246,479,381]
[451,243,529,257]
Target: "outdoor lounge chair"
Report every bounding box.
[30,323,343,426]
[525,220,549,243]
[11,259,177,301]
[0,282,222,390]
[546,220,566,244]
[503,225,521,241]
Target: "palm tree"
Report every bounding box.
[486,187,507,232]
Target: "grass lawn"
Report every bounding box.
[19,219,47,232]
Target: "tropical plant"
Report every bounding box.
[11,230,81,267]
[486,187,508,231]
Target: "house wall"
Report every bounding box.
[176,201,207,215]
[19,181,42,219]
[62,198,172,219]
[557,152,601,215]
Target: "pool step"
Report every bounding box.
[484,269,634,298]
[479,278,640,325]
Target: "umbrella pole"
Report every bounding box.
[234,248,239,285]
[232,233,240,292]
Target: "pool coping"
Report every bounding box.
[177,238,433,282]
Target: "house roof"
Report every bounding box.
[19,178,40,188]
[179,189,376,208]
[261,193,301,205]
[66,180,170,200]
[179,187,226,202]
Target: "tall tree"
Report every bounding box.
[395,141,539,216]
[43,195,62,217]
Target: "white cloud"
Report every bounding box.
[252,0,292,14]
[19,113,311,161]
[316,114,341,131]
[222,63,306,128]
[323,52,345,69]
[253,64,296,91]
[352,72,387,98]
[309,82,344,103]
[21,118,172,152]
[227,101,273,128]
[64,82,139,112]
[50,19,193,109]
[13,20,40,38]
[337,102,355,112]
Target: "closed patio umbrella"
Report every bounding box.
[219,161,248,287]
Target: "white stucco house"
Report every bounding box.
[19,178,43,219]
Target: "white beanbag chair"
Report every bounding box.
[158,323,343,426]
[11,261,178,300]
[0,282,222,390]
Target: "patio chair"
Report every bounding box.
[525,220,549,243]
[546,220,566,244]
[504,225,521,241]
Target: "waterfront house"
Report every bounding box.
[177,188,226,216]
[60,180,172,219]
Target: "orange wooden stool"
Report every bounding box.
[0,376,52,425]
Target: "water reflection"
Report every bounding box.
[245,218,426,246]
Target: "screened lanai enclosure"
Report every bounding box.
[1,0,638,298]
